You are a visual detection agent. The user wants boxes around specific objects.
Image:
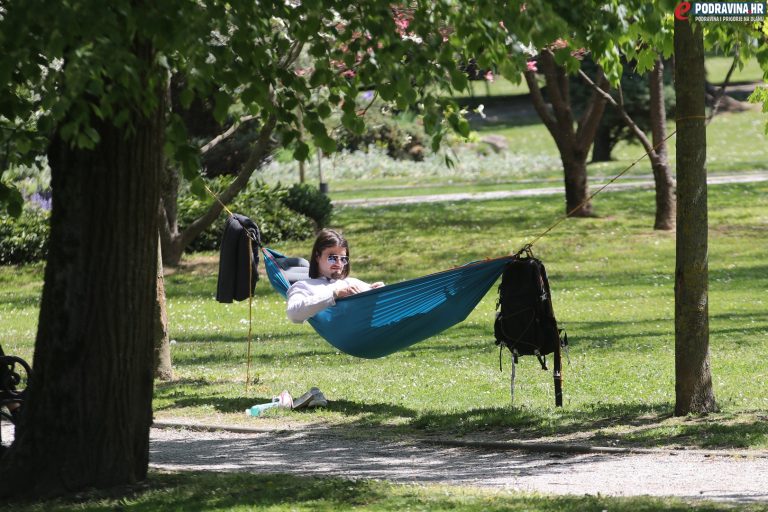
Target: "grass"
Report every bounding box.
[11,471,768,511]
[3,181,768,451]
[296,108,768,203]
[706,55,766,84]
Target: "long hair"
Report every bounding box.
[309,228,350,279]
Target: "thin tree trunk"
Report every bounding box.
[673,18,717,416]
[649,58,676,231]
[154,234,173,380]
[0,45,164,499]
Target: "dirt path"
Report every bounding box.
[333,171,768,207]
[149,424,768,504]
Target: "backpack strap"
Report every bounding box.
[553,332,564,407]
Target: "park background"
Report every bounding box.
[1,37,768,512]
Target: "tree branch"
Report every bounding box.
[199,115,256,155]
[523,69,558,137]
[179,114,277,248]
[539,50,574,132]
[573,66,611,155]
[578,68,657,161]
[707,47,739,124]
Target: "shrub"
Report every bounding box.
[178,178,316,253]
[334,110,426,162]
[0,204,50,265]
[281,183,333,229]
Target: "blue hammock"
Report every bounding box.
[263,248,513,359]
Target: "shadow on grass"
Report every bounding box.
[154,383,417,419]
[12,471,729,512]
[410,400,672,437]
[410,401,768,450]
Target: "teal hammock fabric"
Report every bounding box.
[263,248,513,359]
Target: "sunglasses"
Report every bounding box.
[327,254,349,265]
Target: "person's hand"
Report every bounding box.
[371,282,385,289]
[334,284,363,299]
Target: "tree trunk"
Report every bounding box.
[591,124,613,162]
[524,50,608,217]
[673,18,717,416]
[0,52,165,497]
[562,156,592,216]
[154,235,173,381]
[649,58,676,231]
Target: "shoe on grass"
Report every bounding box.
[307,390,327,408]
[292,387,324,409]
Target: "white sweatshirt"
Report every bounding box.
[286,276,372,323]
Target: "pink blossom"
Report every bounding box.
[552,38,568,49]
[341,69,356,78]
[526,60,537,72]
[294,67,308,77]
[484,70,495,82]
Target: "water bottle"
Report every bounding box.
[245,398,279,417]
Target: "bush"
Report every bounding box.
[334,110,426,162]
[0,204,50,264]
[281,183,333,229]
[178,178,316,253]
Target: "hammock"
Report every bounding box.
[263,247,514,359]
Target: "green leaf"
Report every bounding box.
[189,177,207,199]
[449,68,468,92]
[499,59,521,82]
[213,91,231,124]
[294,141,310,161]
[636,48,657,74]
[179,88,194,109]
[315,134,337,154]
[430,133,443,153]
[0,182,24,218]
[317,102,332,119]
[378,82,396,101]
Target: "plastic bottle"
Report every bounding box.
[245,398,279,417]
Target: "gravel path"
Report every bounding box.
[333,171,768,207]
[149,425,768,504]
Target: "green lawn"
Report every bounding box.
[706,55,766,84]
[307,109,768,202]
[3,181,768,451]
[12,471,768,512]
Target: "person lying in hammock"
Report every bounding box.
[286,228,384,323]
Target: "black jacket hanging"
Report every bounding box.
[216,214,261,303]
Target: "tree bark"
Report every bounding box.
[0,48,164,498]
[154,235,173,380]
[525,50,609,217]
[591,124,614,162]
[649,58,676,231]
[673,18,717,416]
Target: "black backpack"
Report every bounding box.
[494,249,567,406]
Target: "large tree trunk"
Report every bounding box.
[525,50,608,217]
[0,52,164,497]
[673,19,717,416]
[649,58,676,231]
